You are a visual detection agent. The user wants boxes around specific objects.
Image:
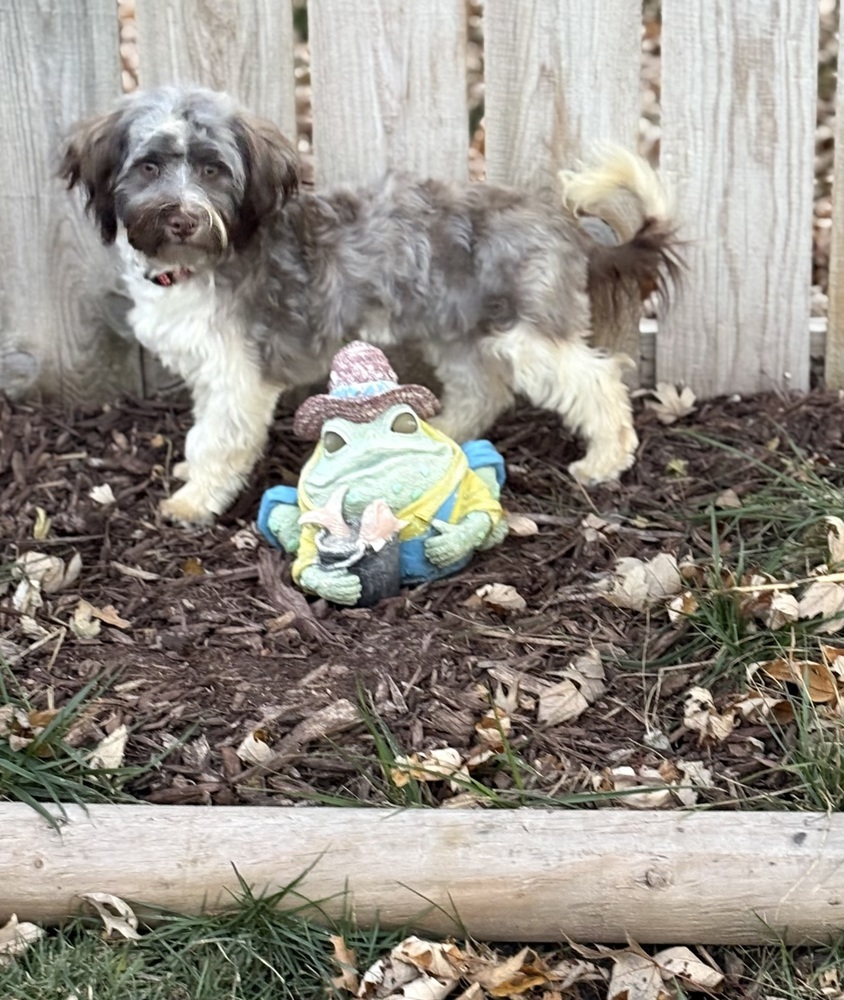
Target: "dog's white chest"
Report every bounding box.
[119,247,245,386]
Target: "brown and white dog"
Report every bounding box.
[61,85,681,525]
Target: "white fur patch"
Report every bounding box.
[119,237,280,522]
[487,323,638,484]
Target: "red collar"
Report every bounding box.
[147,267,194,287]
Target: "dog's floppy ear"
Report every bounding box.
[231,112,299,245]
[59,109,127,244]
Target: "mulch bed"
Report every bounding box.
[2,390,843,807]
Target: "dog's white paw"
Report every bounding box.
[569,427,638,485]
[160,485,217,526]
[172,460,191,481]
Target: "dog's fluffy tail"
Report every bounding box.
[559,147,683,347]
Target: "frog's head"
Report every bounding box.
[301,403,458,514]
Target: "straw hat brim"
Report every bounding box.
[293,384,441,440]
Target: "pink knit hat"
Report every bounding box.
[293,342,441,440]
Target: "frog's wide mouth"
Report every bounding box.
[303,447,456,499]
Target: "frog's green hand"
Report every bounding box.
[266,504,302,554]
[425,512,493,568]
[478,517,509,550]
[299,564,362,606]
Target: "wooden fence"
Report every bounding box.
[0,0,836,402]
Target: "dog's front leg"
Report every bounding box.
[160,373,281,526]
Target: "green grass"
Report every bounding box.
[0,660,172,826]
[1,878,404,1000]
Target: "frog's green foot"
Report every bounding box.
[299,564,362,606]
[266,504,302,555]
[424,512,493,568]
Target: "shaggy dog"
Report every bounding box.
[61,85,680,525]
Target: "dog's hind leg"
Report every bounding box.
[489,324,637,485]
[426,346,514,443]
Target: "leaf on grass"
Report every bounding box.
[331,934,360,994]
[70,600,102,639]
[714,488,742,509]
[504,512,539,537]
[88,724,128,770]
[645,383,697,425]
[89,483,116,505]
[0,913,44,967]
[474,706,512,747]
[469,583,527,614]
[599,553,683,611]
[757,658,838,703]
[667,590,699,623]
[652,946,724,991]
[798,580,844,634]
[391,748,463,787]
[683,686,737,743]
[80,892,141,941]
[737,573,799,629]
[0,704,29,739]
[595,766,675,809]
[827,517,844,568]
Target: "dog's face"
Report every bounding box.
[60,86,299,272]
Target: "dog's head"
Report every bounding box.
[60,86,299,274]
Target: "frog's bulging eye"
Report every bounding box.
[391,412,418,434]
[323,430,347,453]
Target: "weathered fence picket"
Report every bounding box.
[659,0,818,396]
[135,0,295,127]
[309,0,468,186]
[0,0,133,402]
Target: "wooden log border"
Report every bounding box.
[1,804,843,945]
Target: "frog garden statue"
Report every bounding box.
[257,341,508,606]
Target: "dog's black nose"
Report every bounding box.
[166,211,198,239]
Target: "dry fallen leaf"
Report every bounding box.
[14,550,82,594]
[827,517,844,568]
[391,748,463,787]
[758,658,838,704]
[683,686,737,743]
[236,730,274,765]
[32,506,51,540]
[667,590,699,623]
[0,913,44,967]
[607,951,669,1000]
[645,382,697,425]
[504,511,539,537]
[358,937,461,1000]
[91,604,131,629]
[715,488,742,509]
[471,583,527,614]
[88,724,128,770]
[331,934,360,994]
[600,553,684,611]
[70,599,102,639]
[89,483,116,505]
[595,765,674,809]
[538,651,605,726]
[80,892,141,941]
[798,580,844,634]
[652,946,724,992]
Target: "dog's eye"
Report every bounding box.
[391,412,418,434]
[323,431,347,453]
[139,161,160,178]
[201,164,221,179]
